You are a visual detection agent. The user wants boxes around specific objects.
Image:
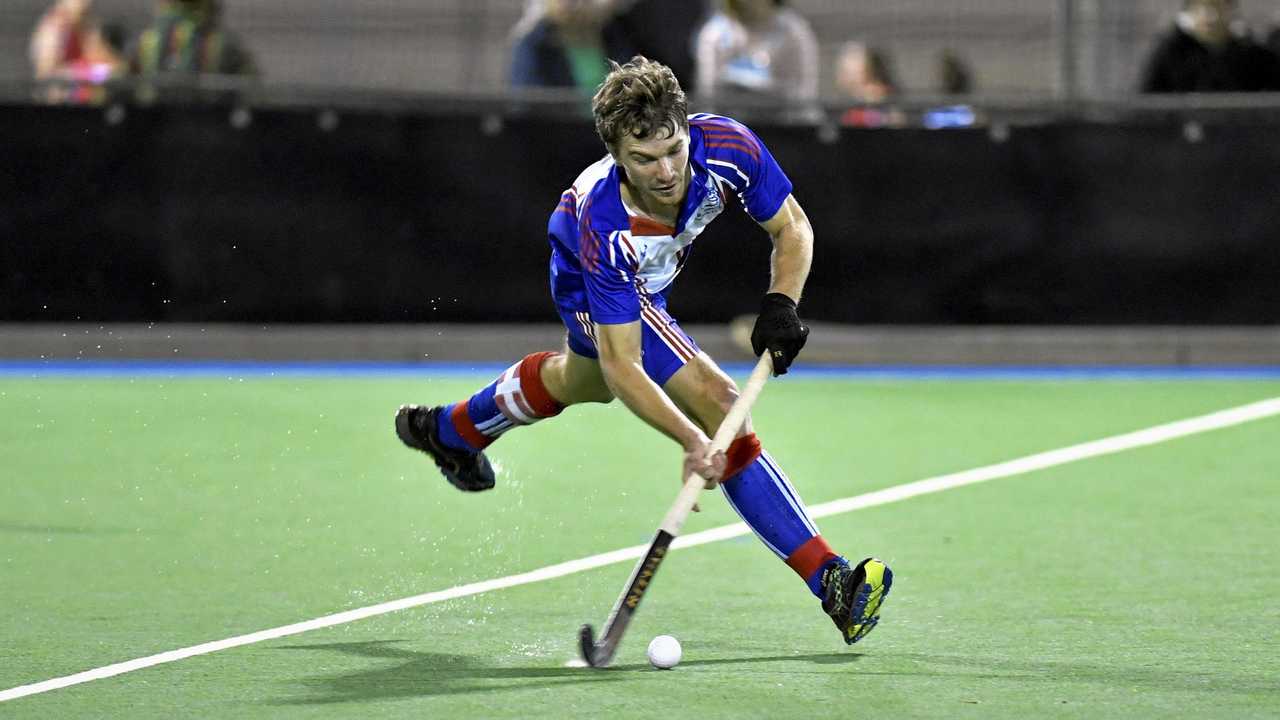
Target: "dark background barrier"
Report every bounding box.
[3,101,1278,325]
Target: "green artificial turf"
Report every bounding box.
[1,375,1277,718]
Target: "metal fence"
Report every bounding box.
[3,0,1280,98]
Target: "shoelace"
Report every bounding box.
[822,565,851,621]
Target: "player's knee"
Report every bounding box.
[711,377,740,415]
[556,355,614,404]
[578,383,615,404]
[693,376,738,429]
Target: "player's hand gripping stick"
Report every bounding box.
[750,292,810,375]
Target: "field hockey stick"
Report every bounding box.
[578,353,774,668]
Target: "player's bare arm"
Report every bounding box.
[752,194,814,375]
[759,194,814,303]
[595,320,726,484]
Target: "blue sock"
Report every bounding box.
[435,403,472,452]
[434,352,564,452]
[719,441,841,598]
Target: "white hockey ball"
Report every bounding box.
[647,635,682,669]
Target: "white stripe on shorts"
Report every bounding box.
[575,312,598,349]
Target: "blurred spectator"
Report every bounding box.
[833,42,902,128]
[937,48,974,95]
[1267,16,1280,58]
[509,0,635,92]
[694,0,819,105]
[29,0,123,83]
[130,0,256,77]
[608,0,711,92]
[834,41,896,102]
[1140,0,1280,92]
[99,21,129,60]
[926,49,980,129]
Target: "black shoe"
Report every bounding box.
[821,557,893,645]
[395,405,496,492]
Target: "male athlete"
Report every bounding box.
[396,56,891,645]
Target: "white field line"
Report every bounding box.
[3,395,1278,703]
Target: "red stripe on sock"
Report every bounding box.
[449,402,492,450]
[785,535,839,581]
[723,433,763,481]
[517,351,565,417]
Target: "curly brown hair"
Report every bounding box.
[591,56,688,151]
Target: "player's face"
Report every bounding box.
[615,127,691,209]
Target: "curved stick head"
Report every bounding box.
[579,624,603,668]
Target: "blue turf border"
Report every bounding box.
[2,360,1279,380]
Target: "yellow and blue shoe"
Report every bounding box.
[821,557,893,645]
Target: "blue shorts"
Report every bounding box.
[556,302,702,386]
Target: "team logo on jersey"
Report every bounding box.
[690,176,725,228]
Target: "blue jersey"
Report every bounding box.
[548,114,793,325]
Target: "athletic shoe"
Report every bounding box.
[821,557,893,645]
[395,404,496,492]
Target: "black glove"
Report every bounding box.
[750,292,810,375]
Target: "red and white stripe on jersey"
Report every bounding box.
[640,302,697,362]
[629,215,676,237]
[615,231,640,271]
[691,114,763,162]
